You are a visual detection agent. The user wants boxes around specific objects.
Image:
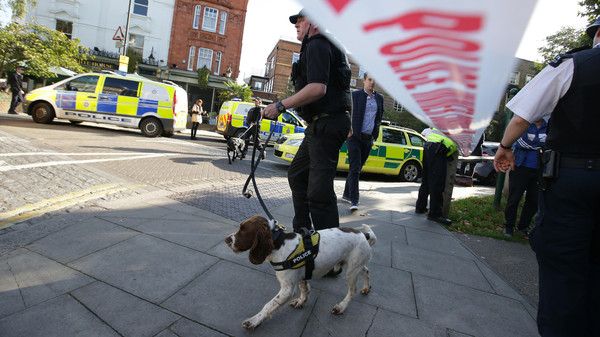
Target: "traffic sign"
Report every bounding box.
[113,26,125,41]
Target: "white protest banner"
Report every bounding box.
[296,0,537,155]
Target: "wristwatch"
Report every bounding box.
[276,101,286,114]
[499,142,512,150]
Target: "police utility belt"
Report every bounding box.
[538,149,600,189]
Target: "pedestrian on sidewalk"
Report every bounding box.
[190,99,204,140]
[415,127,457,226]
[494,18,600,337]
[7,66,25,115]
[502,118,547,238]
[242,97,262,159]
[342,72,383,211]
[262,9,351,238]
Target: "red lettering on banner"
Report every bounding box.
[381,35,480,59]
[395,62,478,90]
[325,0,354,14]
[363,11,482,33]
[413,89,475,116]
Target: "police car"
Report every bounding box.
[22,72,188,137]
[274,122,425,182]
[217,100,306,142]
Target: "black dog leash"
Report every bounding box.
[242,119,278,226]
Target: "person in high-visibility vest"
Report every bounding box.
[415,128,457,225]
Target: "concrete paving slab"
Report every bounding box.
[392,242,493,292]
[69,234,219,303]
[406,227,475,260]
[368,307,447,337]
[134,218,234,253]
[162,260,315,336]
[167,318,228,336]
[413,274,538,337]
[3,250,93,312]
[301,292,377,337]
[0,259,25,318]
[311,262,417,318]
[392,212,452,235]
[71,281,180,337]
[210,238,276,275]
[0,294,118,337]
[27,217,139,263]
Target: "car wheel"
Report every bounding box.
[140,117,163,137]
[399,161,421,182]
[485,171,498,186]
[31,102,55,124]
[233,128,247,138]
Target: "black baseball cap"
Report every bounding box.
[289,9,306,24]
[252,97,262,103]
[586,17,600,38]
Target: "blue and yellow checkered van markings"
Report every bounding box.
[97,94,119,113]
[137,98,160,116]
[57,92,77,109]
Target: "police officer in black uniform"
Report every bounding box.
[494,18,600,337]
[262,9,351,233]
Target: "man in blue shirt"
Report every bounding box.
[502,118,547,238]
[342,72,384,210]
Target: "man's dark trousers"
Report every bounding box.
[343,135,373,204]
[8,89,23,114]
[529,167,600,336]
[288,112,351,231]
[505,166,538,229]
[416,142,446,217]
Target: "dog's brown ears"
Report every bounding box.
[249,220,273,264]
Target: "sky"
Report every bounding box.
[238,0,589,81]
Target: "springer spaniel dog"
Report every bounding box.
[224,215,377,330]
[226,136,245,164]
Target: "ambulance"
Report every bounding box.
[22,72,188,137]
[216,100,306,141]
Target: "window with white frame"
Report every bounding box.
[187,46,196,71]
[133,0,148,16]
[219,12,227,35]
[214,51,222,75]
[292,53,300,64]
[129,34,144,56]
[393,100,404,112]
[358,66,366,79]
[56,19,73,40]
[509,71,520,85]
[197,48,213,70]
[202,7,218,32]
[193,5,201,29]
[525,74,534,84]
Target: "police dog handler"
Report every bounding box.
[494,18,600,337]
[263,9,351,234]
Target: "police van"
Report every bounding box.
[216,100,306,141]
[23,72,188,137]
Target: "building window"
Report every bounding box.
[509,71,520,85]
[525,74,534,84]
[188,46,196,71]
[193,5,201,29]
[358,66,366,79]
[393,100,405,112]
[219,12,227,35]
[214,51,222,75]
[202,7,218,32]
[253,81,263,90]
[56,19,73,40]
[292,53,299,64]
[133,0,148,16]
[129,34,144,56]
[197,48,213,70]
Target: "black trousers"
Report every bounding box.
[190,122,199,138]
[504,166,539,229]
[343,135,373,204]
[530,167,600,336]
[9,90,23,113]
[416,142,447,217]
[288,112,350,231]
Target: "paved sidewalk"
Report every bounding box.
[0,177,539,336]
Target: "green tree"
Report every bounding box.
[537,26,590,65]
[197,66,209,89]
[0,22,88,78]
[217,80,252,103]
[0,0,37,21]
[125,47,141,74]
[578,0,600,23]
